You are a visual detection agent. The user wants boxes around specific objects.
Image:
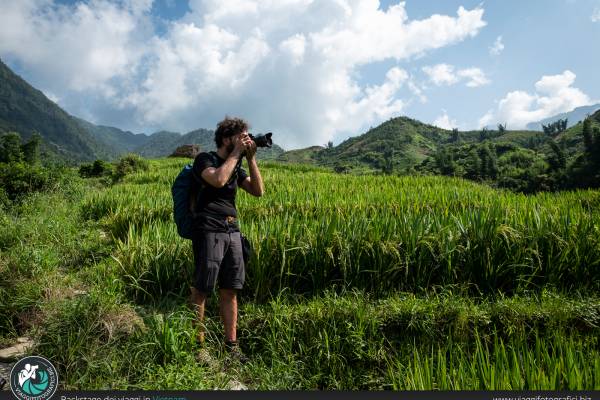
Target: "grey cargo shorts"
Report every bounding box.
[191,230,246,293]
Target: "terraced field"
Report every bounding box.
[1,158,599,389]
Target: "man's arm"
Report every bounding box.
[240,143,264,197]
[201,154,241,188]
[200,135,250,188]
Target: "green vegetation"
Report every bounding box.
[3,54,598,193]
[1,157,599,390]
[0,131,71,203]
[83,159,600,299]
[0,60,284,164]
[78,159,114,179]
[275,111,600,194]
[0,59,114,162]
[417,114,600,192]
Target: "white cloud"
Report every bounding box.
[457,68,490,87]
[0,0,487,149]
[0,0,151,95]
[480,70,593,129]
[43,90,60,104]
[489,35,504,56]
[433,110,457,130]
[408,80,427,103]
[422,64,458,86]
[478,109,494,128]
[423,64,490,88]
[279,34,306,66]
[592,7,600,22]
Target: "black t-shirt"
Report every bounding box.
[192,151,249,232]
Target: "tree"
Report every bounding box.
[327,141,334,149]
[478,144,498,179]
[548,141,566,171]
[434,147,456,176]
[21,132,41,164]
[542,118,568,136]
[450,128,460,143]
[465,148,482,180]
[583,118,593,153]
[592,127,600,165]
[382,148,395,174]
[497,123,506,134]
[479,128,489,142]
[0,132,24,163]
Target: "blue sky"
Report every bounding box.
[1,0,599,149]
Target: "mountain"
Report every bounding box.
[131,130,181,158]
[277,146,326,163]
[526,104,600,131]
[0,58,116,162]
[0,59,284,163]
[318,117,448,171]
[74,117,150,155]
[277,116,552,173]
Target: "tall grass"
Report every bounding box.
[237,290,600,389]
[4,157,600,390]
[81,158,600,300]
[385,333,600,390]
[112,222,193,302]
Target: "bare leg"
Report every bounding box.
[190,286,208,344]
[219,288,238,342]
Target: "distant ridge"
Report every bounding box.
[0,59,284,162]
[276,114,592,173]
[526,104,600,131]
[0,58,115,162]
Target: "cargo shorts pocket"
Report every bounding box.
[218,232,245,290]
[192,232,226,293]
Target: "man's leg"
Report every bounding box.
[190,286,208,344]
[218,288,238,342]
[217,231,245,344]
[191,232,224,345]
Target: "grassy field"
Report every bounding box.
[1,158,599,389]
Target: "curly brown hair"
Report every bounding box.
[214,116,250,148]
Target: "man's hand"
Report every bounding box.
[245,138,257,160]
[231,132,253,158]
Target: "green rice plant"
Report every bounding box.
[385,332,600,390]
[82,158,600,298]
[136,310,196,365]
[240,290,387,389]
[31,289,149,389]
[238,289,600,389]
[112,221,194,302]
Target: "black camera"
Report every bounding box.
[248,132,273,148]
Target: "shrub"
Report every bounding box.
[112,154,149,183]
[0,162,52,201]
[79,159,113,178]
[78,163,94,178]
[0,188,9,210]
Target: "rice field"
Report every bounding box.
[83,158,600,300]
[2,157,599,390]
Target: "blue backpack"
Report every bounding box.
[171,152,217,239]
[171,152,242,239]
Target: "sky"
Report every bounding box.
[0,0,599,150]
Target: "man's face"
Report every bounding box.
[224,131,248,154]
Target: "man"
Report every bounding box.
[190,116,264,361]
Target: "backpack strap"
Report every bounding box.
[189,152,214,216]
[191,151,218,187]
